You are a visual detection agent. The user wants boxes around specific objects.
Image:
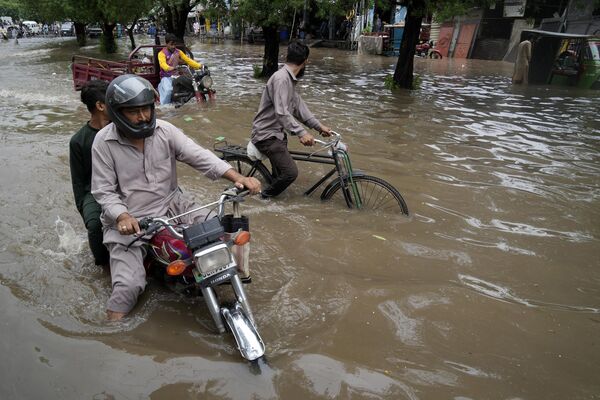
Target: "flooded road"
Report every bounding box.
[1,35,599,399]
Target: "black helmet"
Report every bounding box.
[106,74,156,139]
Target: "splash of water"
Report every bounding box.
[52,216,84,258]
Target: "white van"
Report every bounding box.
[22,21,40,34]
[61,21,74,36]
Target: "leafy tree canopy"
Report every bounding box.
[0,0,24,19]
[17,0,153,25]
[234,0,304,28]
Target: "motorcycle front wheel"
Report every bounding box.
[430,51,443,59]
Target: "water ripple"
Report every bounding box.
[459,274,600,313]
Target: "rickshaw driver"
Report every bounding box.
[91,75,261,321]
[157,33,202,105]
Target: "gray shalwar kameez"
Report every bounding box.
[250,64,322,197]
[91,119,231,313]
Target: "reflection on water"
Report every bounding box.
[0,36,599,399]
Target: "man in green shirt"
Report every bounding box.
[69,80,111,266]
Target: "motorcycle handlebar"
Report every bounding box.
[135,188,249,240]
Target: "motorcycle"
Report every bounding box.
[171,64,216,107]
[415,41,443,59]
[131,188,265,361]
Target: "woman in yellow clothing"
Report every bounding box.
[157,33,202,104]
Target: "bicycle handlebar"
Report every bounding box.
[313,130,341,147]
[309,131,349,158]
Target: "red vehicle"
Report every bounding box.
[71,44,215,105]
[415,41,442,58]
[133,188,265,361]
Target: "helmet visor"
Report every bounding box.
[112,77,154,104]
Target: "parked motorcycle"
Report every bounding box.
[131,188,265,361]
[171,64,215,107]
[415,41,442,59]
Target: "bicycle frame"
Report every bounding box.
[288,146,363,208]
[215,132,409,214]
[215,132,363,209]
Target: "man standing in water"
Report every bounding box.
[250,41,331,198]
[69,80,111,267]
[92,75,261,320]
[512,39,531,85]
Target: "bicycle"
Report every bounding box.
[214,132,409,215]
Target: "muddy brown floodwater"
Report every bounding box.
[0,35,599,400]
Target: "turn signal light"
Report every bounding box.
[233,231,251,246]
[166,260,187,276]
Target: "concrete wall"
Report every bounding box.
[503,19,534,62]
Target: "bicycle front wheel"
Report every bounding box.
[322,175,409,215]
[223,155,273,185]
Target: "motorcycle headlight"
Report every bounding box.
[194,243,234,276]
[200,75,213,89]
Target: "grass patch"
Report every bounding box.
[252,64,262,79]
[384,74,399,90]
[412,74,422,90]
[384,74,422,90]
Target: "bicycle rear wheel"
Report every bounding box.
[322,175,409,215]
[223,155,273,185]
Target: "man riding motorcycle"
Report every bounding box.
[157,33,202,105]
[91,75,261,320]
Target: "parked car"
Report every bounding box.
[61,21,74,36]
[86,23,102,38]
[245,26,263,43]
[0,16,13,25]
[22,21,40,35]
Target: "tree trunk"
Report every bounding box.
[127,17,139,50]
[162,2,193,39]
[173,9,189,39]
[101,22,117,54]
[127,28,136,50]
[74,22,86,47]
[260,26,280,78]
[163,5,174,33]
[392,6,422,89]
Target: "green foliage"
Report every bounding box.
[412,74,422,89]
[384,74,399,90]
[18,0,154,25]
[432,0,495,22]
[375,0,392,14]
[198,0,228,20]
[313,0,355,19]
[252,64,262,78]
[385,73,421,90]
[374,0,494,23]
[101,0,155,25]
[234,0,304,28]
[0,0,24,19]
[17,0,153,52]
[157,0,200,37]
